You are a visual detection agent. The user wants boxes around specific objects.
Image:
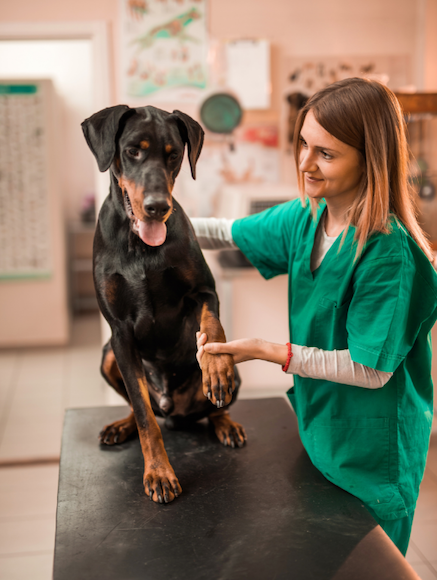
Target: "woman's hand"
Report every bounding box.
[196,333,289,367]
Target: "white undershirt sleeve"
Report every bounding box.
[190,217,237,250]
[287,344,393,389]
[189,218,392,389]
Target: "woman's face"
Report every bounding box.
[299,110,364,207]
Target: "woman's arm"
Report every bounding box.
[190,217,237,250]
[196,334,392,389]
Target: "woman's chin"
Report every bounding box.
[305,188,324,199]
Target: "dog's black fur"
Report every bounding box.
[81,105,246,503]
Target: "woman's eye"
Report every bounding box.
[299,137,307,147]
[321,151,332,159]
[127,148,141,159]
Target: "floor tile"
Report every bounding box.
[70,312,101,347]
[406,541,425,564]
[0,465,59,519]
[0,416,63,461]
[409,562,437,580]
[410,520,437,563]
[0,515,55,556]
[0,351,20,390]
[415,466,437,521]
[14,351,66,387]
[0,551,54,580]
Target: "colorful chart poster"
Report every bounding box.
[121,0,208,102]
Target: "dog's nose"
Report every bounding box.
[144,196,170,219]
[159,394,174,415]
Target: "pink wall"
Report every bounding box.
[424,0,437,91]
[0,0,430,115]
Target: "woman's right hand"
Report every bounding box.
[196,332,270,367]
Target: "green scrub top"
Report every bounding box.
[232,198,437,521]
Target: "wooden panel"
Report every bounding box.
[395,93,437,114]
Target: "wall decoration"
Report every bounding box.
[225,39,271,110]
[0,84,52,279]
[284,55,412,97]
[121,0,208,102]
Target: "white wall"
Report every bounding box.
[0,39,95,222]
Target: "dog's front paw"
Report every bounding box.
[144,463,182,504]
[99,412,137,445]
[209,410,247,448]
[201,352,235,408]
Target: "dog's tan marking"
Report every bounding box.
[199,303,234,407]
[102,347,121,382]
[209,409,247,448]
[200,303,226,343]
[165,144,173,153]
[103,277,118,305]
[140,140,150,149]
[119,175,146,221]
[136,376,182,503]
[99,412,137,445]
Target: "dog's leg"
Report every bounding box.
[99,342,138,445]
[112,329,182,503]
[199,300,235,408]
[209,409,247,448]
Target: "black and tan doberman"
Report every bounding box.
[81,105,246,504]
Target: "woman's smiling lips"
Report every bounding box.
[305,174,324,183]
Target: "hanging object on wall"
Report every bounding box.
[200,92,242,134]
[0,83,52,279]
[285,92,309,150]
[120,0,208,103]
[285,55,412,96]
[225,39,271,110]
[199,91,243,151]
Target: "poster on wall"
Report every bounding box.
[284,54,412,97]
[225,40,271,110]
[120,0,208,103]
[0,84,52,280]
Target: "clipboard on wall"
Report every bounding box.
[225,39,271,110]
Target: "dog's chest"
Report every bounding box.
[129,267,198,346]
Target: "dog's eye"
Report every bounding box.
[126,148,141,159]
[168,152,180,161]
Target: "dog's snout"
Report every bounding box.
[159,394,174,415]
[144,195,171,219]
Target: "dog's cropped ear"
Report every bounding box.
[81,105,132,172]
[172,110,204,180]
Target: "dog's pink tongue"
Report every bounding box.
[138,220,167,246]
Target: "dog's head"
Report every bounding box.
[81,105,204,247]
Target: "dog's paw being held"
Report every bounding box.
[201,351,235,408]
[144,464,182,504]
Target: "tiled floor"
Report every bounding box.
[0,313,436,579]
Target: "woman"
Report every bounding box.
[192,78,437,555]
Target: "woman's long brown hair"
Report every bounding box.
[293,77,434,262]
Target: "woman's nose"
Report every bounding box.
[299,149,317,173]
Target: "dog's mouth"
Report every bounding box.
[123,192,167,247]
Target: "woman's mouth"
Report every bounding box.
[305,174,323,183]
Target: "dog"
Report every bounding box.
[81,105,246,504]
